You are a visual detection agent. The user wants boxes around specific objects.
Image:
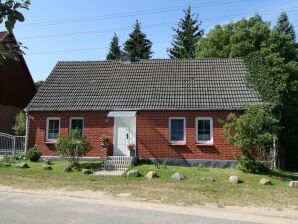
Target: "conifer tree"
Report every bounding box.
[106,33,122,60]
[168,6,204,59]
[273,12,296,41]
[124,20,152,59]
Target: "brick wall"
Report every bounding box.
[28,111,114,157]
[28,110,240,160]
[136,111,240,160]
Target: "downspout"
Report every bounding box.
[24,108,29,153]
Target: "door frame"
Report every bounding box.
[113,116,136,156]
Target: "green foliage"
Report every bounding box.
[11,153,26,161]
[273,11,296,41]
[196,15,271,58]
[168,6,203,59]
[223,105,280,173]
[55,129,90,164]
[106,33,122,60]
[12,111,26,135]
[235,155,268,173]
[2,154,12,163]
[35,80,44,90]
[0,0,30,64]
[0,0,30,32]
[27,145,41,162]
[124,20,152,59]
[99,135,108,143]
[0,153,26,166]
[197,13,298,169]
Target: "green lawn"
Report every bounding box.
[0,160,297,208]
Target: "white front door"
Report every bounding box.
[114,117,136,156]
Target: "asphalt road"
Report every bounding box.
[0,191,259,224]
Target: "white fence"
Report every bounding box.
[0,132,26,155]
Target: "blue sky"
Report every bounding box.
[2,0,298,81]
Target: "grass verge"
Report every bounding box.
[0,160,297,208]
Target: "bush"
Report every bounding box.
[27,145,41,162]
[235,155,268,173]
[223,105,280,173]
[12,153,27,161]
[55,129,90,164]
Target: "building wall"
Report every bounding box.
[28,110,240,160]
[136,111,240,160]
[28,111,114,157]
[0,104,21,134]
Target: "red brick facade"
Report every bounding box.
[28,110,240,160]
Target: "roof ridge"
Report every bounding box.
[57,58,244,64]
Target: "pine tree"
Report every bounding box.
[272,12,297,62]
[168,6,204,59]
[106,33,122,60]
[124,20,152,59]
[273,12,295,41]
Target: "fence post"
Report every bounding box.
[25,110,29,153]
[12,136,16,155]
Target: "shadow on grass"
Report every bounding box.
[71,162,102,171]
[264,170,298,181]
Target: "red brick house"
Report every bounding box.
[0,31,36,134]
[26,58,261,166]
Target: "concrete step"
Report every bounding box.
[102,156,135,171]
[93,170,125,176]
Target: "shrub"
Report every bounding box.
[27,145,41,162]
[55,129,90,164]
[235,155,268,173]
[223,105,280,173]
[12,153,27,161]
[12,111,26,135]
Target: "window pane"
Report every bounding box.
[71,119,83,134]
[47,119,60,140]
[170,119,184,141]
[197,119,211,142]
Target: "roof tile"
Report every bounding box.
[27,58,261,111]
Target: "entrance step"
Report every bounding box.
[102,156,136,172]
[93,170,125,176]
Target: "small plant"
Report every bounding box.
[27,145,41,162]
[99,135,109,143]
[2,154,12,164]
[12,153,27,161]
[154,162,160,169]
[44,159,52,165]
[55,129,90,164]
[162,160,168,169]
[127,143,135,150]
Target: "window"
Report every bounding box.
[69,117,84,134]
[196,117,213,144]
[169,117,186,144]
[46,117,60,142]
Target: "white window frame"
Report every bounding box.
[169,117,186,144]
[46,117,60,142]
[196,117,213,145]
[69,117,84,134]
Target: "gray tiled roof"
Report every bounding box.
[27,58,261,111]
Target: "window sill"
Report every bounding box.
[44,141,56,144]
[195,143,214,147]
[169,143,186,146]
